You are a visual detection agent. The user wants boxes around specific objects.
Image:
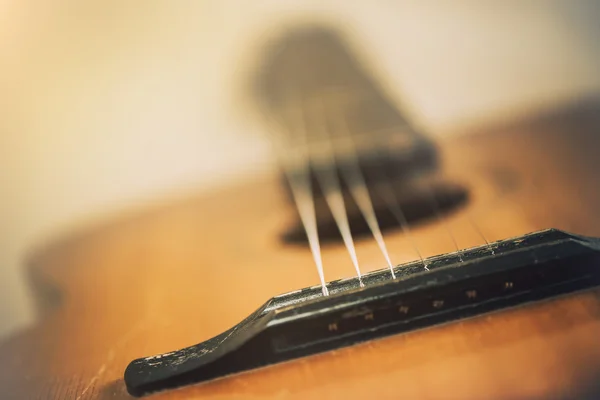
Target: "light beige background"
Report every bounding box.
[1,1,599,339]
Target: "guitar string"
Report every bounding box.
[362,137,429,271]
[307,97,365,286]
[350,97,466,265]
[464,208,495,255]
[421,175,464,262]
[437,137,498,256]
[326,98,397,278]
[423,171,497,260]
[462,169,538,258]
[425,175,495,258]
[271,94,504,290]
[267,110,329,296]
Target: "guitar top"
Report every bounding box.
[2,102,600,399]
[2,23,600,400]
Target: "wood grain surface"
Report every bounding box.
[2,100,600,399]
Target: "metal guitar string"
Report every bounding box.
[308,98,365,286]
[422,183,465,262]
[467,212,495,255]
[364,137,429,270]
[328,99,396,278]
[270,93,505,293]
[436,141,496,257]
[376,180,430,270]
[267,110,329,296]
[424,181,495,258]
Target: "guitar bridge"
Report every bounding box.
[124,229,600,396]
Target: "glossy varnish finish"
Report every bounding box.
[2,102,600,399]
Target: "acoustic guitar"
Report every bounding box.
[2,25,600,400]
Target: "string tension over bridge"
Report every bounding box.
[125,229,600,396]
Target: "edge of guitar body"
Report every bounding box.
[124,229,600,396]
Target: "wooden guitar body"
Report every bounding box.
[1,101,600,399]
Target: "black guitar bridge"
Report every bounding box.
[124,229,600,396]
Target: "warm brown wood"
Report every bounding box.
[2,101,600,399]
